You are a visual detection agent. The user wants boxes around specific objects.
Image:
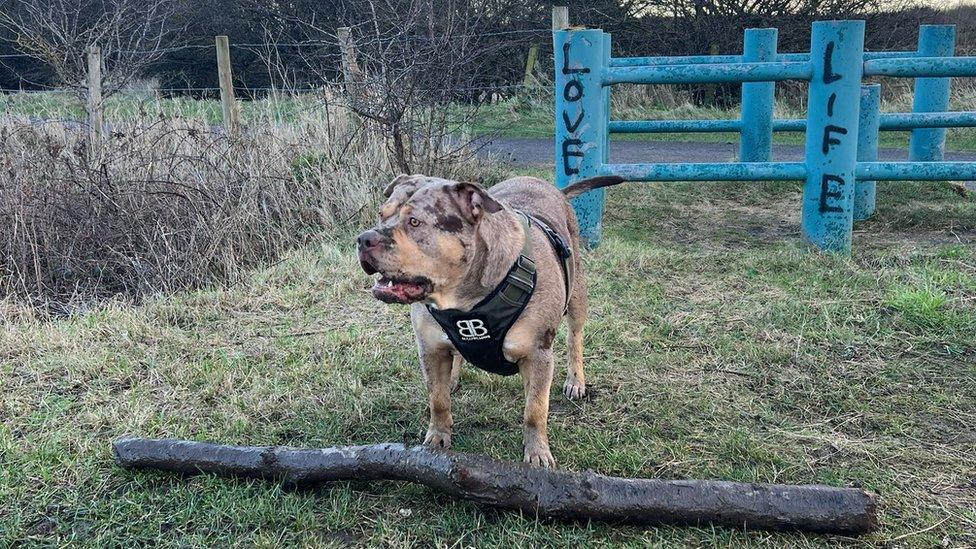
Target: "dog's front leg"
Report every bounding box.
[520,350,555,467]
[422,347,454,449]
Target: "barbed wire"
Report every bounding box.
[1,80,545,94]
[0,27,552,58]
[128,44,214,55]
[0,88,76,94]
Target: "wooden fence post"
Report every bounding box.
[86,45,103,153]
[523,44,540,87]
[552,6,569,30]
[337,27,366,106]
[215,35,241,137]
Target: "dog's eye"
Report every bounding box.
[408,217,422,227]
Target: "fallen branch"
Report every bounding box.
[112,438,877,535]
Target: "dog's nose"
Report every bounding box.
[357,230,381,251]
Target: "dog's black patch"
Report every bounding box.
[541,327,557,350]
[435,214,464,233]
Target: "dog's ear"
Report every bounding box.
[451,182,502,223]
[450,182,520,288]
[383,174,420,198]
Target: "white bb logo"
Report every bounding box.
[456,319,489,339]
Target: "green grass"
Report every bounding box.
[2,169,975,546]
[0,91,322,125]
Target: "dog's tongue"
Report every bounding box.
[372,277,427,303]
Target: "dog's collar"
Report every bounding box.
[425,212,572,376]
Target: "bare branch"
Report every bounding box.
[113,438,879,536]
[0,0,186,99]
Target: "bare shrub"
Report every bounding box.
[0,0,184,99]
[0,89,492,312]
[267,0,534,174]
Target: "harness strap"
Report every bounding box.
[424,213,535,376]
[424,211,575,377]
[497,214,537,307]
[524,213,573,313]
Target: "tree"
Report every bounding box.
[0,0,185,99]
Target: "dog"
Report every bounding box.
[356,174,623,466]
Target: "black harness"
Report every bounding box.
[426,212,573,376]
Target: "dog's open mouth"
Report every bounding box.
[371,275,433,304]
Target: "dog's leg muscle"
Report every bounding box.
[422,347,454,449]
[563,265,587,400]
[520,351,555,467]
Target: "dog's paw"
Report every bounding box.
[523,442,555,468]
[423,426,452,449]
[562,376,586,400]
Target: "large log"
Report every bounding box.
[112,438,877,535]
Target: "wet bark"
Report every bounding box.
[113,438,877,535]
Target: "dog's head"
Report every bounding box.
[356,174,519,305]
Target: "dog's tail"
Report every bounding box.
[561,176,626,200]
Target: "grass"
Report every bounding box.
[0,106,393,309]
[0,91,323,125]
[7,86,976,151]
[2,167,975,546]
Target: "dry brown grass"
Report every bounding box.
[0,113,371,311]
[0,95,494,312]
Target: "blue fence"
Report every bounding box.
[554,21,976,252]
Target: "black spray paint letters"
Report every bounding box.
[822,42,842,84]
[561,42,590,176]
[818,41,850,214]
[821,125,848,154]
[819,175,846,213]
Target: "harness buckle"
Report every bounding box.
[515,254,535,274]
[508,255,535,292]
[551,233,572,259]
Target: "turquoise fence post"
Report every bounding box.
[801,20,865,253]
[740,28,778,162]
[554,28,607,247]
[602,32,611,168]
[909,25,955,161]
[854,84,881,221]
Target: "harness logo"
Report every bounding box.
[456,319,490,340]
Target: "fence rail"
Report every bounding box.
[602,62,814,85]
[553,9,976,253]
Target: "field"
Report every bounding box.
[2,159,975,545]
[6,84,976,151]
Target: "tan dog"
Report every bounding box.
[356,174,623,466]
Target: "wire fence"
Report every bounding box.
[4,25,973,143]
[0,27,552,58]
[0,26,554,103]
